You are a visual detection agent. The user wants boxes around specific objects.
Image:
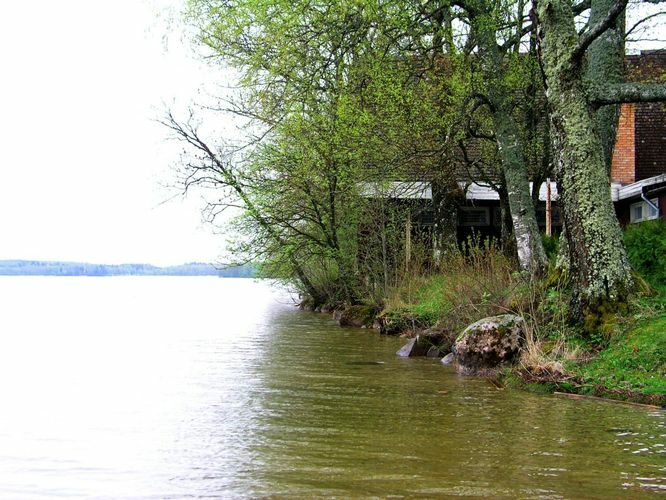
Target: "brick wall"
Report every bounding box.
[611,103,636,184]
[626,51,666,182]
[610,51,666,185]
[636,101,666,180]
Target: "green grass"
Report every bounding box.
[409,275,451,322]
[382,247,521,337]
[572,314,666,400]
[377,241,666,406]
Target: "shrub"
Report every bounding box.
[624,219,666,287]
[541,233,560,262]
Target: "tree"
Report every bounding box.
[532,0,666,318]
[189,0,553,276]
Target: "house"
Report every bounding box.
[610,50,666,224]
[368,50,665,241]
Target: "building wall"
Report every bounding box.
[636,102,666,181]
[615,193,666,226]
[611,103,636,184]
[612,51,666,184]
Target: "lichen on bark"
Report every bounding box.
[469,6,548,276]
[534,0,633,319]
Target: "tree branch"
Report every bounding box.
[572,0,592,15]
[625,11,666,39]
[572,0,628,62]
[589,82,666,107]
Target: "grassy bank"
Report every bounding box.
[565,312,666,405]
[374,236,665,406]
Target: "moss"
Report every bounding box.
[582,297,630,340]
[376,307,432,335]
[572,314,666,400]
[338,304,379,328]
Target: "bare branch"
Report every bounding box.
[625,11,666,38]
[572,0,629,62]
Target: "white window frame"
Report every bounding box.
[629,198,659,223]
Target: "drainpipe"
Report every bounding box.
[641,186,660,214]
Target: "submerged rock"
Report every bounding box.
[422,327,454,354]
[454,314,525,376]
[426,346,443,358]
[338,305,378,328]
[441,352,455,365]
[396,334,437,357]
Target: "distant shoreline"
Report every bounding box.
[0,260,255,278]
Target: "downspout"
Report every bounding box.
[641,186,660,214]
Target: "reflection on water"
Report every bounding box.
[0,277,663,498]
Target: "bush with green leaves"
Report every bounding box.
[624,219,666,286]
[541,233,559,262]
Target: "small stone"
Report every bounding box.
[396,336,431,357]
[441,353,455,365]
[426,346,442,358]
[396,338,417,357]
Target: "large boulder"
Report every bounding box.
[453,314,525,375]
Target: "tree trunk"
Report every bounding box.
[534,0,633,315]
[491,102,548,276]
[498,185,515,250]
[432,176,462,263]
[471,11,548,276]
[585,0,625,170]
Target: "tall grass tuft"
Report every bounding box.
[384,238,524,337]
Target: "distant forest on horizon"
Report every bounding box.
[0,260,256,277]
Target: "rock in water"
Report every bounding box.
[441,352,455,365]
[454,314,525,375]
[338,305,378,328]
[426,346,442,358]
[396,336,432,357]
[396,338,417,357]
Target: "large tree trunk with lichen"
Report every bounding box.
[585,0,625,170]
[534,0,632,317]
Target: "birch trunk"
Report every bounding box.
[471,14,548,275]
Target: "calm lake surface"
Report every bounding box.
[0,277,663,498]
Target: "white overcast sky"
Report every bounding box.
[0,1,662,266]
[0,0,232,266]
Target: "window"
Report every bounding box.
[629,198,659,223]
[459,207,490,226]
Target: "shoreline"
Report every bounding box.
[303,301,666,408]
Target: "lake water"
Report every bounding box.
[0,277,663,498]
